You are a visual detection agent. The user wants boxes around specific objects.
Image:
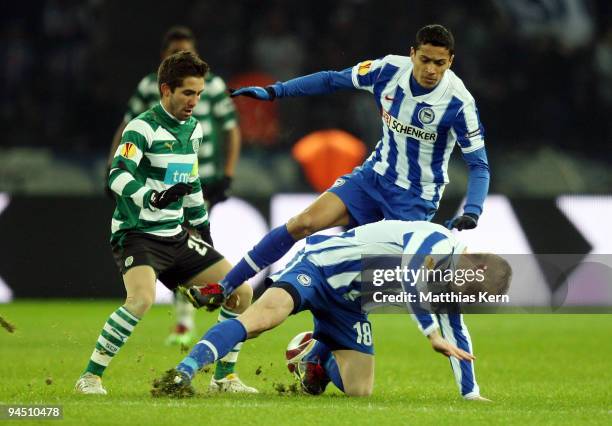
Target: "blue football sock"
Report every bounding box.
[324,355,344,392]
[177,319,247,379]
[221,225,295,293]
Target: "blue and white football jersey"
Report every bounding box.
[270,220,479,397]
[351,55,485,203]
[275,220,466,298]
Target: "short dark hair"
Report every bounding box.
[161,26,195,52]
[415,24,455,55]
[157,51,209,93]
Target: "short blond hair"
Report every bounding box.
[450,253,512,296]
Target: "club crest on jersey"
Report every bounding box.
[121,142,137,159]
[192,138,201,154]
[297,274,312,287]
[418,107,435,124]
[124,256,134,268]
[358,60,373,76]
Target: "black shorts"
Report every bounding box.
[111,230,224,290]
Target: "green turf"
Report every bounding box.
[1,301,611,425]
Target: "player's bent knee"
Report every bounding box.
[124,294,154,317]
[288,212,319,239]
[234,283,253,305]
[344,384,373,397]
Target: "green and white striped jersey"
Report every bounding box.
[109,103,208,246]
[124,72,237,184]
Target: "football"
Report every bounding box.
[285,331,315,373]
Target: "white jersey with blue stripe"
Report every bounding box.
[271,220,479,398]
[351,55,485,203]
[275,220,465,296]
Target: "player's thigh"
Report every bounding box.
[187,257,231,284]
[333,350,375,397]
[122,265,157,316]
[287,192,350,239]
[238,288,294,338]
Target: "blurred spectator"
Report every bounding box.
[228,72,280,147]
[252,7,305,81]
[0,22,34,123]
[493,0,594,53]
[594,27,612,105]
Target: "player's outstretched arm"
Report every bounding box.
[427,329,475,361]
[445,147,490,231]
[230,68,355,101]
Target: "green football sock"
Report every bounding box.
[84,306,140,377]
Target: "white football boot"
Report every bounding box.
[75,372,107,395]
[208,374,258,393]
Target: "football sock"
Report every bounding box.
[221,225,295,293]
[174,291,195,332]
[84,306,140,377]
[177,318,247,379]
[213,307,243,379]
[324,356,344,392]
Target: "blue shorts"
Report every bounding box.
[269,260,374,355]
[327,165,438,227]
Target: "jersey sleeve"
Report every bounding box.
[108,120,154,209]
[350,57,386,93]
[123,76,152,123]
[208,76,238,130]
[183,165,209,227]
[401,230,453,336]
[183,123,209,226]
[452,100,485,154]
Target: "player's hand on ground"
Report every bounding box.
[445,213,478,231]
[149,182,192,209]
[464,395,492,402]
[428,331,475,361]
[229,86,275,101]
[178,284,225,311]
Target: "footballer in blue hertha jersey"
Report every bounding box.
[154,220,511,399]
[221,24,489,297]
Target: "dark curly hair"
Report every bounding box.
[157,51,208,93]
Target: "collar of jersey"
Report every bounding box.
[155,103,187,129]
[403,69,450,103]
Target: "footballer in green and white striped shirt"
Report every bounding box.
[76,51,256,396]
[108,26,241,209]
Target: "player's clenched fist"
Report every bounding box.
[445,213,478,231]
[149,182,192,210]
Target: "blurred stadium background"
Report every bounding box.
[1,0,611,302]
[1,3,612,423]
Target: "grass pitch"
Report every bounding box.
[1,301,611,425]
